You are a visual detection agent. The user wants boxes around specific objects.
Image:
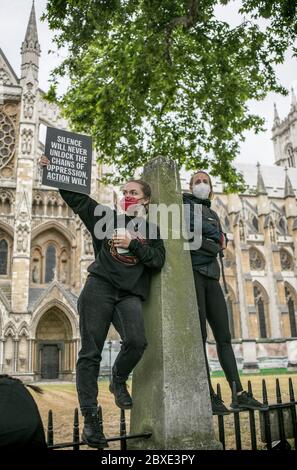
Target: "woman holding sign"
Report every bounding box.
[40,156,165,449]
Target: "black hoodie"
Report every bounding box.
[59,189,165,300]
[182,192,224,279]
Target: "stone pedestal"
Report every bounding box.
[129,156,221,450]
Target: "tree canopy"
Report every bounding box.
[43,0,297,191]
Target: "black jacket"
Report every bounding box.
[183,192,226,280]
[59,189,165,300]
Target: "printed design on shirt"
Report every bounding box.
[108,229,147,265]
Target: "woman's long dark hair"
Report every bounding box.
[0,374,43,394]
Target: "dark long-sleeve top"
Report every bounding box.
[59,189,165,300]
[183,192,225,277]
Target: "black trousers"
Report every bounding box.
[0,376,46,449]
[193,270,243,395]
[76,274,148,415]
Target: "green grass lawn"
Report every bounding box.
[211,368,297,377]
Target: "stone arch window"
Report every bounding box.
[32,194,44,216]
[252,216,259,232]
[287,145,295,168]
[285,286,297,337]
[253,284,269,338]
[45,244,56,283]
[31,228,71,286]
[0,190,13,214]
[18,331,29,372]
[3,329,15,374]
[31,247,42,283]
[48,195,59,218]
[280,248,294,271]
[249,247,265,270]
[0,238,8,275]
[278,216,288,235]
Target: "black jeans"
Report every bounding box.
[193,270,243,395]
[76,274,148,415]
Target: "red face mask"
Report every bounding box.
[120,196,141,212]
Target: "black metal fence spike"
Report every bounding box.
[248,380,252,394]
[262,379,268,405]
[276,378,282,404]
[120,409,126,432]
[47,409,54,446]
[288,377,297,450]
[215,383,226,450]
[217,383,222,400]
[120,409,127,451]
[289,378,295,402]
[231,381,241,450]
[246,381,257,450]
[232,381,238,406]
[72,408,80,450]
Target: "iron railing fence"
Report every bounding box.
[46,378,297,451]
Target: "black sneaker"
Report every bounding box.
[109,378,132,409]
[211,393,231,415]
[82,410,109,448]
[230,391,267,410]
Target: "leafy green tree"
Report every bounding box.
[43,0,296,191]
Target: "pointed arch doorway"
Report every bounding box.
[35,307,75,380]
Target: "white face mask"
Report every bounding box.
[192,182,211,200]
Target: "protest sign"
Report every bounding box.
[42,127,92,194]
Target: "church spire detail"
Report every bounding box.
[272,103,280,128]
[21,1,41,81]
[256,162,267,196]
[291,87,297,112]
[284,167,295,198]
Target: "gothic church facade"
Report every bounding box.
[0,3,114,381]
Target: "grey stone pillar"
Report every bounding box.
[263,230,281,337]
[129,156,221,450]
[232,222,249,339]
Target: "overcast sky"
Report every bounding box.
[0,0,296,168]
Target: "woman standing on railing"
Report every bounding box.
[183,170,265,415]
[39,156,165,449]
